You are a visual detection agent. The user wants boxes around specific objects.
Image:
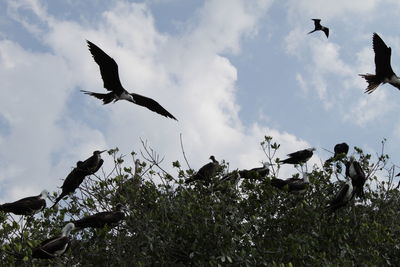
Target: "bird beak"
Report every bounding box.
[99,150,107,154]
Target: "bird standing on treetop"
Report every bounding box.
[326,179,354,212]
[81,40,177,120]
[270,172,310,194]
[360,33,400,94]
[32,223,75,259]
[72,203,126,229]
[76,150,106,175]
[345,157,367,199]
[308,19,329,38]
[333,143,349,158]
[0,190,48,216]
[185,156,219,184]
[280,148,315,165]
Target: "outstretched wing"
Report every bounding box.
[86,40,124,94]
[130,93,177,120]
[372,33,395,77]
[312,19,321,27]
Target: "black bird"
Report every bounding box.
[327,179,354,212]
[333,143,349,158]
[308,19,329,38]
[51,167,87,208]
[238,163,270,179]
[345,157,366,199]
[0,190,48,216]
[185,156,219,184]
[72,204,125,229]
[76,150,106,175]
[360,33,400,94]
[32,223,75,259]
[81,40,177,120]
[270,173,309,194]
[280,148,315,165]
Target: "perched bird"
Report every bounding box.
[333,143,349,158]
[308,19,329,38]
[360,33,400,94]
[185,156,219,184]
[81,40,177,120]
[238,163,270,179]
[32,223,75,259]
[280,148,315,165]
[270,173,309,194]
[72,203,125,229]
[0,190,48,216]
[326,179,354,212]
[76,150,106,175]
[51,167,87,208]
[345,157,367,199]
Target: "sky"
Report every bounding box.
[1,0,400,202]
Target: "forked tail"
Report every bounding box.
[359,73,381,94]
[80,90,115,104]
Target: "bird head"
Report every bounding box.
[94,150,107,155]
[62,222,75,236]
[115,203,127,212]
[40,190,49,199]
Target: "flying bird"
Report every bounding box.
[308,19,329,38]
[76,150,106,175]
[32,223,75,259]
[360,33,400,94]
[185,156,219,184]
[280,148,315,165]
[270,173,309,194]
[72,203,125,229]
[0,190,48,216]
[345,157,366,199]
[326,179,354,212]
[81,40,177,120]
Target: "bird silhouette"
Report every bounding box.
[308,19,329,38]
[0,190,48,216]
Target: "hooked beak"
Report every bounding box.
[99,150,107,154]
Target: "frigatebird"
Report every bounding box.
[270,173,309,194]
[32,223,75,259]
[333,143,349,158]
[72,203,125,229]
[360,33,400,94]
[326,179,354,212]
[51,166,87,208]
[0,190,48,216]
[81,40,177,120]
[221,163,270,182]
[76,150,106,175]
[185,156,219,184]
[345,157,366,199]
[308,19,329,38]
[280,148,315,165]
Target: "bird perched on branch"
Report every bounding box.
[326,179,354,212]
[308,19,329,38]
[76,150,106,175]
[270,173,309,194]
[185,156,219,184]
[360,33,400,94]
[345,157,367,199]
[81,40,177,120]
[0,190,48,216]
[280,148,315,165]
[72,203,125,229]
[32,223,75,259]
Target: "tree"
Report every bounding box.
[1,137,400,266]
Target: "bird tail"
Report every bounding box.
[80,90,115,104]
[359,74,381,94]
[307,29,317,34]
[51,195,63,209]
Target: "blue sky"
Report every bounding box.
[1,0,400,201]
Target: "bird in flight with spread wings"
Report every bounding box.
[81,40,177,120]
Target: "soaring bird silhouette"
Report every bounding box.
[360,33,400,94]
[185,156,219,184]
[76,150,106,175]
[81,40,177,120]
[326,179,354,212]
[345,157,366,199]
[308,19,329,38]
[0,190,48,216]
[280,148,315,165]
[32,223,75,259]
[72,203,125,229]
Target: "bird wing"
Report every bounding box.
[372,33,395,77]
[129,93,177,120]
[312,19,321,27]
[86,40,125,94]
[353,161,366,184]
[40,236,70,255]
[332,183,350,205]
[322,27,329,38]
